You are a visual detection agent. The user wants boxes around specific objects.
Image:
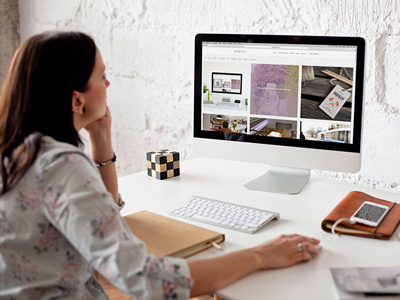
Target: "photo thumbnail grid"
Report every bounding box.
[202,63,354,144]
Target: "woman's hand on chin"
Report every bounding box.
[85,107,114,159]
[84,106,112,142]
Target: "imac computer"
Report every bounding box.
[194,34,365,194]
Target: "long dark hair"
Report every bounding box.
[0,31,97,194]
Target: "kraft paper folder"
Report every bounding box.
[124,210,225,258]
[321,191,400,240]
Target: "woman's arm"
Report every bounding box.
[188,234,320,297]
[85,107,119,204]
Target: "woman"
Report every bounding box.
[0,31,320,299]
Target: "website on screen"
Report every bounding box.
[201,42,357,144]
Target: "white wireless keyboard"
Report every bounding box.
[168,195,280,234]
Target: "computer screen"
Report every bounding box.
[194,34,365,194]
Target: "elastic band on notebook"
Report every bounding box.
[209,241,223,251]
[331,218,356,236]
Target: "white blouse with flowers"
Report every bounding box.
[0,136,193,299]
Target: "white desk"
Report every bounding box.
[118,157,400,300]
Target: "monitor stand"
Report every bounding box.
[244,166,310,194]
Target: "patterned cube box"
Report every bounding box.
[146,150,180,180]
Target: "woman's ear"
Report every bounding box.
[71,91,85,114]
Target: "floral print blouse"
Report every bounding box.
[0,136,193,299]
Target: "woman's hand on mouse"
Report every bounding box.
[252,234,320,270]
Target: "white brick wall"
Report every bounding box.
[0,0,19,85]
[12,0,400,192]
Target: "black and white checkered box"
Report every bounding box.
[146,150,180,180]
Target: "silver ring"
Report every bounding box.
[297,243,304,252]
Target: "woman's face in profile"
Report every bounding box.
[80,48,110,123]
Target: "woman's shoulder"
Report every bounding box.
[40,135,82,156]
[38,136,93,167]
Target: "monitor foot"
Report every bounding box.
[244,166,310,194]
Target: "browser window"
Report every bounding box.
[201,41,357,144]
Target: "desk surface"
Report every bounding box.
[118,157,400,300]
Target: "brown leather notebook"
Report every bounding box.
[124,210,225,258]
[321,191,400,239]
